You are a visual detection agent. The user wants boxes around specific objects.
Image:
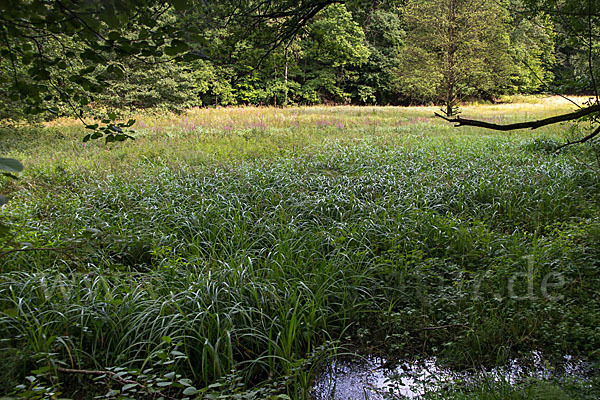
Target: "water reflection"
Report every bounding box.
[311,352,591,399]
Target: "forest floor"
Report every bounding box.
[0,96,599,399]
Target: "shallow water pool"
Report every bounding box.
[311,351,592,399]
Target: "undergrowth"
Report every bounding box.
[0,102,598,398]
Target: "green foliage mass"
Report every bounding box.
[1,0,567,116]
[0,0,195,116]
[95,59,207,111]
[356,7,405,104]
[92,0,565,110]
[3,0,599,113]
[506,2,556,94]
[397,0,514,114]
[0,104,599,397]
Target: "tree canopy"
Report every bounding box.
[3,0,585,114]
[0,0,599,148]
[397,0,514,116]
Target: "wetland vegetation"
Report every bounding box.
[1,99,599,398]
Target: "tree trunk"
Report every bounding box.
[445,0,457,116]
[284,49,289,105]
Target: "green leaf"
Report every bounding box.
[2,307,18,317]
[161,335,172,344]
[32,366,52,374]
[172,0,189,11]
[107,64,125,79]
[80,66,96,74]
[108,31,121,41]
[182,386,198,395]
[122,383,137,391]
[172,39,188,51]
[0,158,24,173]
[164,46,179,56]
[81,49,104,64]
[113,371,129,379]
[165,39,188,56]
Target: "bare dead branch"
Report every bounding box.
[57,367,144,388]
[56,367,177,400]
[416,323,467,331]
[435,103,600,131]
[555,125,600,151]
[0,245,78,258]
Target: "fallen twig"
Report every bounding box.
[0,245,78,258]
[56,367,177,400]
[416,323,467,331]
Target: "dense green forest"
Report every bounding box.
[1,0,597,117]
[88,0,591,110]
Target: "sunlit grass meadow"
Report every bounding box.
[0,98,599,398]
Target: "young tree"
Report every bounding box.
[397,0,513,115]
[439,0,600,150]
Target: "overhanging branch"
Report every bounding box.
[435,104,600,131]
[555,125,600,151]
